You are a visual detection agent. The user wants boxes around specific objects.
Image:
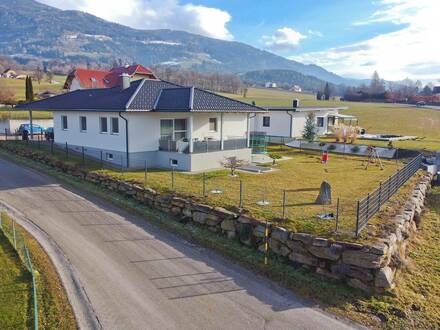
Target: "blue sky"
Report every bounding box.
[38,0,440,81]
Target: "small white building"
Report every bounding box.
[251,102,355,138]
[18,76,266,172]
[265,82,277,88]
[292,85,302,93]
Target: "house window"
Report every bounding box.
[79,116,87,132]
[263,116,270,127]
[106,153,113,160]
[111,117,119,134]
[170,159,178,167]
[61,115,68,130]
[317,117,324,127]
[160,119,187,140]
[209,118,218,132]
[160,119,174,140]
[100,117,108,133]
[327,116,335,126]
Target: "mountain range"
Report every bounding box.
[0,0,357,86]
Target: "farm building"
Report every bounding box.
[1,68,17,78]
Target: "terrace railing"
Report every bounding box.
[159,137,248,154]
[355,153,422,236]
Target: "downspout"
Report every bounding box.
[119,112,129,168]
[286,110,295,138]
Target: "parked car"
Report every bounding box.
[45,127,54,140]
[416,101,426,107]
[17,123,46,135]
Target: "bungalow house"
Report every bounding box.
[63,64,158,91]
[1,68,17,78]
[17,75,266,172]
[251,100,356,138]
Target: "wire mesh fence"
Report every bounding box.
[0,210,38,330]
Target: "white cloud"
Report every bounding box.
[292,0,440,81]
[262,27,306,52]
[308,30,323,37]
[37,0,233,40]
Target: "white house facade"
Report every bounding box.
[19,77,266,172]
[251,105,354,138]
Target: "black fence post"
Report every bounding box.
[37,134,40,149]
[82,146,85,165]
[65,142,68,159]
[239,180,244,208]
[378,182,382,212]
[4,128,7,141]
[100,151,103,169]
[355,200,360,237]
[335,198,340,233]
[171,167,175,190]
[202,173,206,197]
[282,189,287,219]
[144,160,148,187]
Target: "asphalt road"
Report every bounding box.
[0,157,360,330]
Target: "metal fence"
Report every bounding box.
[355,153,422,236]
[0,210,38,330]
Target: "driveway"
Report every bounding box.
[0,157,359,330]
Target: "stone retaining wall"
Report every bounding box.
[0,143,433,293]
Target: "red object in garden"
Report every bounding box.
[321,151,329,164]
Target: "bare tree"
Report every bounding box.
[33,66,44,84]
[222,156,246,176]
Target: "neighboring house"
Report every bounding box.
[433,86,440,95]
[251,101,355,138]
[18,76,266,172]
[265,82,277,88]
[2,68,17,78]
[292,85,302,93]
[63,64,158,91]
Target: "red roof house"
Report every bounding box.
[63,64,158,91]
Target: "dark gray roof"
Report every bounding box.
[17,79,266,113]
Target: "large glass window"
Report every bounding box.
[100,117,108,133]
[317,117,324,127]
[80,116,87,132]
[160,119,173,140]
[160,119,187,140]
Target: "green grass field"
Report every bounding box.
[0,212,76,329]
[0,75,65,102]
[222,88,440,152]
[0,230,32,328]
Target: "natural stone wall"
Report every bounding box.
[0,142,433,293]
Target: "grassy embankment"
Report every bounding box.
[0,212,76,329]
[0,144,438,329]
[222,87,440,152]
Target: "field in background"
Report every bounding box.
[222,88,440,152]
[0,75,66,102]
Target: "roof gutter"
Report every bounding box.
[118,112,129,168]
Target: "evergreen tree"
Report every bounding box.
[323,82,331,100]
[25,76,34,102]
[369,71,385,94]
[302,112,317,142]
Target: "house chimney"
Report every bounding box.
[293,99,300,108]
[120,73,130,90]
